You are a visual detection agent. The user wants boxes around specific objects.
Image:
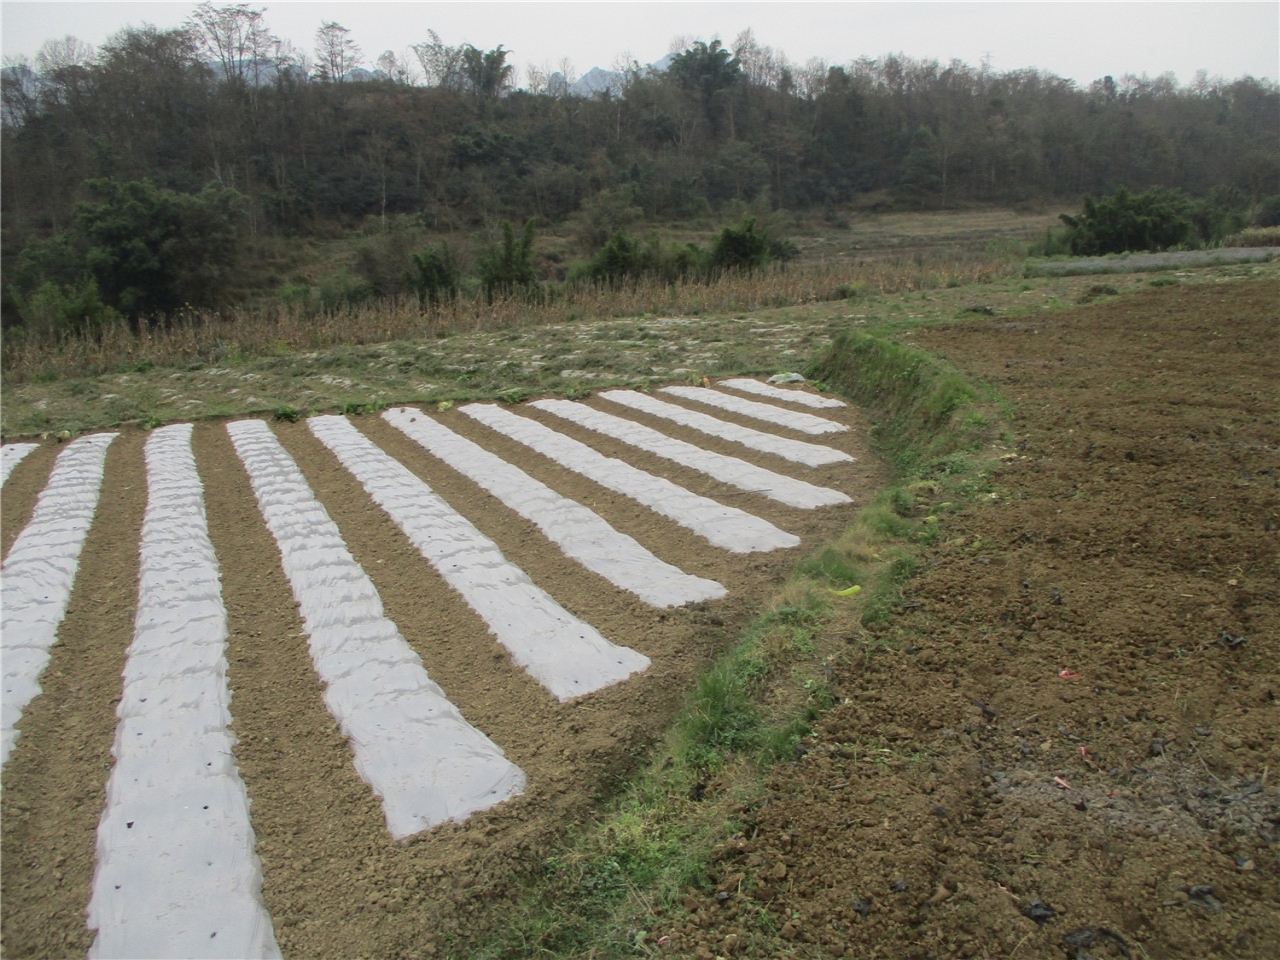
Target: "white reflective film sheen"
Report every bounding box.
[1,443,39,485]
[384,408,723,608]
[531,400,850,510]
[226,419,525,837]
[659,386,850,435]
[461,404,799,554]
[309,415,650,699]
[88,424,280,960]
[1,432,116,768]
[597,391,853,467]
[718,378,848,409]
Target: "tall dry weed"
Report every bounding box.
[2,254,1016,384]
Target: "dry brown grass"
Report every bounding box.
[2,254,1017,385]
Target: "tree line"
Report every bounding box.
[2,3,1277,331]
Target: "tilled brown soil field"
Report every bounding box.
[673,279,1279,958]
[0,386,884,958]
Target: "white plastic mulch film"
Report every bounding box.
[382,407,724,607]
[717,378,848,409]
[460,403,800,553]
[226,418,526,838]
[87,424,280,960]
[2,432,116,769]
[659,386,850,435]
[1,442,39,485]
[531,399,851,509]
[308,414,651,699]
[596,390,853,467]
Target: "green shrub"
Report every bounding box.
[568,230,710,287]
[317,271,372,311]
[1026,227,1072,257]
[478,219,539,301]
[279,282,313,308]
[405,243,461,306]
[679,656,763,769]
[1059,186,1192,255]
[1189,185,1249,245]
[10,277,121,340]
[570,187,643,252]
[767,235,800,263]
[1255,195,1280,228]
[710,216,770,275]
[11,178,245,329]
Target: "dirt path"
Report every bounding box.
[677,279,1279,958]
[0,387,886,958]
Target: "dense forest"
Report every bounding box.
[2,3,1278,332]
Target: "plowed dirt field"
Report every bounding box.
[671,278,1280,959]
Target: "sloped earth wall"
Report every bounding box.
[1,384,885,958]
[674,279,1279,959]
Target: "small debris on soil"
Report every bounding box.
[1062,927,1132,958]
[1022,899,1057,924]
[1183,885,1224,913]
[1216,630,1247,649]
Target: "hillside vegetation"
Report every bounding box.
[3,6,1278,350]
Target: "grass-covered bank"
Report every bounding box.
[464,332,1005,958]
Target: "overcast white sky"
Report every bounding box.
[3,1,1277,87]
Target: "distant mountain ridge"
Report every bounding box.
[562,53,677,97]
